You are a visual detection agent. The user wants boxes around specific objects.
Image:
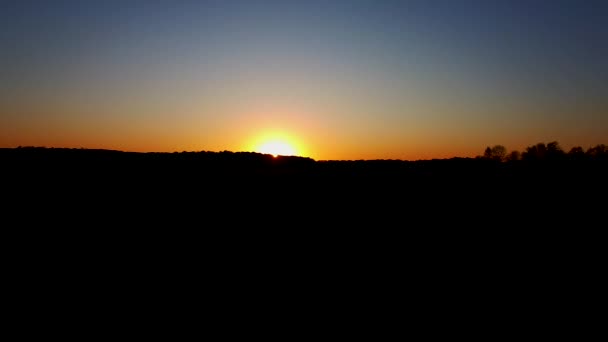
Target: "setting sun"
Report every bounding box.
[257,141,296,157]
[250,132,303,157]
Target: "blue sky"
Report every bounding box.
[1,0,606,159]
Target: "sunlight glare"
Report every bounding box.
[257,140,296,157]
[250,131,303,157]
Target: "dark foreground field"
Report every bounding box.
[3,147,604,326]
[3,146,605,222]
[5,146,605,259]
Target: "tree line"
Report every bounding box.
[480,142,607,162]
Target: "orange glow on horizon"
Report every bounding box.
[249,131,305,157]
[257,141,296,157]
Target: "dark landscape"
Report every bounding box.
[4,143,605,327]
[4,142,606,221]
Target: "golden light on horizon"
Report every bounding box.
[258,141,296,157]
[250,132,303,157]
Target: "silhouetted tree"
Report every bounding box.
[568,146,585,155]
[522,143,547,161]
[546,141,565,160]
[568,146,585,161]
[505,150,520,162]
[586,144,607,160]
[483,145,507,162]
[483,147,491,158]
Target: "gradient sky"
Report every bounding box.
[1,0,607,160]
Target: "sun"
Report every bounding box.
[257,140,296,157]
[251,133,302,157]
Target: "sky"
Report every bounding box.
[1,0,607,160]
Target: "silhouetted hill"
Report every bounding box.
[3,146,605,300]
[3,144,605,248]
[3,146,606,208]
[4,145,606,184]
